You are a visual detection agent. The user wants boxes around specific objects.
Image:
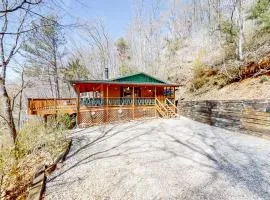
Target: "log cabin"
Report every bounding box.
[28,72,179,126]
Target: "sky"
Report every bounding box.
[7,0,135,81]
[62,0,134,39]
[7,0,172,81]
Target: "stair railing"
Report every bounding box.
[165,98,180,115]
[155,98,168,117]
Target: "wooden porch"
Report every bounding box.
[28,97,178,125]
[28,72,179,126]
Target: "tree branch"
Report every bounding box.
[0,23,57,35]
[5,7,30,66]
[11,82,29,112]
[0,0,42,14]
[0,113,9,124]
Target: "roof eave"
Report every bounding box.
[69,80,179,87]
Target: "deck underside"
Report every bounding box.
[78,106,157,126]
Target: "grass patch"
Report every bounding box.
[260,75,269,83]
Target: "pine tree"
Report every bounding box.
[249,0,270,32]
[23,16,66,98]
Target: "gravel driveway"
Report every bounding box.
[45,117,270,200]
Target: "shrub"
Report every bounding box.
[55,114,76,129]
[0,118,70,199]
[190,64,219,91]
[211,74,231,88]
[189,62,241,91]
[0,146,16,199]
[190,49,219,91]
[260,75,269,83]
[16,119,69,160]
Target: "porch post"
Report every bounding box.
[170,86,172,101]
[106,84,109,105]
[44,115,48,127]
[173,87,176,102]
[76,85,80,126]
[154,86,157,117]
[106,84,109,122]
[54,98,57,116]
[162,87,165,103]
[132,86,135,119]
[173,86,177,113]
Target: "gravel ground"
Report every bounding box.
[45,117,270,200]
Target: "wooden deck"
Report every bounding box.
[28,98,77,116]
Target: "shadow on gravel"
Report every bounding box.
[160,122,270,200]
[48,121,148,183]
[47,119,270,199]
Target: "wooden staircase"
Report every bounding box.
[155,98,179,118]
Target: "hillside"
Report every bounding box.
[176,46,270,101]
[180,77,270,101]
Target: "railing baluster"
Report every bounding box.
[30,97,159,115]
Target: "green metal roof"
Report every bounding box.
[70,72,179,86]
[110,72,166,84]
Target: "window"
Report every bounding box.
[122,87,132,97]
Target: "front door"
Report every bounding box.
[120,87,141,98]
[134,87,141,98]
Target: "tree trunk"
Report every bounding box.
[0,44,17,142]
[47,66,54,97]
[0,174,3,199]
[0,83,17,142]
[18,70,25,130]
[53,39,60,99]
[54,66,60,98]
[237,0,244,61]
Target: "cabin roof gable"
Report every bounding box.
[110,72,166,84]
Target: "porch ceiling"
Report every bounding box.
[70,81,178,93]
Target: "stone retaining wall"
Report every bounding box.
[178,100,270,138]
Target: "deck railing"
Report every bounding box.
[28,97,175,115]
[28,98,77,113]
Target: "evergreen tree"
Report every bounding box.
[23,16,66,98]
[249,0,270,32]
[64,59,90,80]
[116,37,133,75]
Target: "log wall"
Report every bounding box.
[178,100,270,138]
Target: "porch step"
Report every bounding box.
[164,104,178,118]
[155,98,179,118]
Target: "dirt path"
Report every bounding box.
[45,117,270,200]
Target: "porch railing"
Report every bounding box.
[28,97,176,116]
[80,97,157,107]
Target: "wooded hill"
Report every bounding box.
[1,0,270,143]
[0,0,270,198]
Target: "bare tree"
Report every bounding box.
[236,0,245,61]
[77,20,118,79]
[0,0,43,143]
[14,68,29,130]
[127,0,165,76]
